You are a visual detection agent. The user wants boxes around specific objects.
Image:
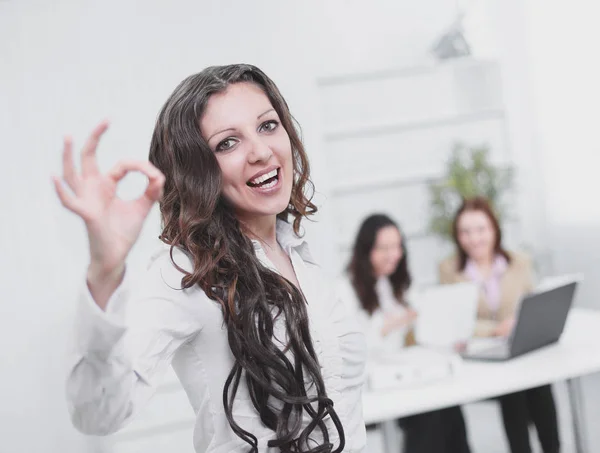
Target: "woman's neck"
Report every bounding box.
[239,214,278,250]
[473,255,493,266]
[470,252,496,275]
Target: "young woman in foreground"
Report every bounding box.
[55,64,367,453]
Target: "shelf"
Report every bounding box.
[331,172,439,197]
[316,57,500,87]
[324,108,505,142]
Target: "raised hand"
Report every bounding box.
[53,121,165,307]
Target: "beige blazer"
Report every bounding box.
[439,251,535,337]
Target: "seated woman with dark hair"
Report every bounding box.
[439,197,560,453]
[338,214,471,453]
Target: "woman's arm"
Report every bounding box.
[66,247,204,435]
[521,253,536,292]
[473,319,498,337]
[438,258,456,285]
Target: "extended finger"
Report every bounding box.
[62,136,79,192]
[143,163,165,202]
[52,175,82,214]
[81,120,110,177]
[107,159,163,184]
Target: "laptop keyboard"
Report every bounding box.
[466,338,510,358]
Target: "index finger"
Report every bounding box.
[81,120,110,177]
[108,159,165,212]
[108,159,164,185]
[62,135,79,191]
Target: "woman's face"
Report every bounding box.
[200,82,293,224]
[370,226,403,278]
[456,210,496,262]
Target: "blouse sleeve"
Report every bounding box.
[438,259,455,284]
[66,247,206,435]
[521,253,536,292]
[335,277,388,354]
[473,319,498,337]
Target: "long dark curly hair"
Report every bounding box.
[148,64,344,452]
[347,214,412,315]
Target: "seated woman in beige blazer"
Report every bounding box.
[439,197,560,453]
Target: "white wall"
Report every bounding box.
[459,0,600,291]
[312,0,457,75]
[525,0,600,225]
[446,0,555,270]
[523,0,600,309]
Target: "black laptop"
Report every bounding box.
[462,277,580,361]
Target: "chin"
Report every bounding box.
[471,250,490,260]
[249,200,291,218]
[271,198,293,216]
[382,268,396,277]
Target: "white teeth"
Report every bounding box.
[250,169,277,185]
[260,179,277,189]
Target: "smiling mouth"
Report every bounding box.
[247,168,280,189]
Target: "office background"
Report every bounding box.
[1,1,599,452]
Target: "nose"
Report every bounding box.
[247,135,273,164]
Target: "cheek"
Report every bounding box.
[385,251,398,265]
[370,251,381,269]
[395,249,404,262]
[219,174,240,202]
[386,251,399,264]
[458,234,471,248]
[273,133,293,163]
[216,155,245,190]
[279,145,294,192]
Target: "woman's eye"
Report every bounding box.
[216,138,237,152]
[260,120,279,133]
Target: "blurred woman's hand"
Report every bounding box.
[454,341,467,353]
[493,317,516,337]
[381,308,418,336]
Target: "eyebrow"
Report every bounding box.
[258,108,275,119]
[207,108,276,141]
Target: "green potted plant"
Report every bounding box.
[428,142,514,242]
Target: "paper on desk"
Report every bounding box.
[411,282,479,348]
[368,346,461,391]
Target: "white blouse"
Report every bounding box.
[66,220,367,453]
[336,275,416,357]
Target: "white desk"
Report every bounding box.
[363,308,600,452]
